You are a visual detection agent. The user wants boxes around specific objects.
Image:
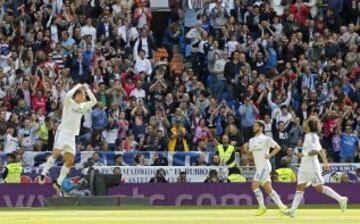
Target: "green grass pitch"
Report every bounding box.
[0,206,358,224]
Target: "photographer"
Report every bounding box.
[149,168,168,183]
[204,169,223,183]
[83,152,105,173]
[177,171,187,183]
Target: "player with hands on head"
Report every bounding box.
[38,83,97,196]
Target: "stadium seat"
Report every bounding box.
[20,176,33,184]
[34,175,52,184]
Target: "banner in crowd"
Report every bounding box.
[1,183,360,207]
[95,166,228,183]
[0,166,228,184]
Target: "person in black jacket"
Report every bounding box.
[224,51,242,99]
[272,119,294,167]
[70,50,91,84]
[149,168,168,183]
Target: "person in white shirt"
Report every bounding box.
[225,34,239,57]
[130,80,146,100]
[244,120,287,216]
[134,49,152,75]
[276,105,292,128]
[81,18,97,46]
[4,127,19,153]
[39,84,97,196]
[282,116,348,217]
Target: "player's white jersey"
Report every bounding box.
[299,132,322,173]
[58,84,97,135]
[249,133,278,170]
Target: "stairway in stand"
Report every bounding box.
[154,48,184,74]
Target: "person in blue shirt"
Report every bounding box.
[91,102,108,131]
[61,176,91,197]
[60,31,75,56]
[239,96,259,142]
[340,125,359,163]
[82,43,94,66]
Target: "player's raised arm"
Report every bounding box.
[83,84,98,110]
[64,83,83,105]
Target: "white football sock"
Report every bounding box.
[253,188,266,209]
[322,186,343,202]
[56,165,70,186]
[270,190,285,208]
[41,156,55,176]
[290,191,304,213]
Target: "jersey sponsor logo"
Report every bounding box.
[71,108,83,114]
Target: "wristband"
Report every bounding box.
[303,152,309,156]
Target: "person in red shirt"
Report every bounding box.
[289,0,310,26]
[31,89,47,114]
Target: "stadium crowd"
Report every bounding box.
[0,0,359,176]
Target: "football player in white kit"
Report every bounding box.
[282,116,348,217]
[39,83,97,195]
[244,120,287,216]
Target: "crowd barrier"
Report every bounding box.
[1,183,360,207]
[1,164,359,184]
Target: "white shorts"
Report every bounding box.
[253,167,271,184]
[298,171,324,187]
[53,130,76,155]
